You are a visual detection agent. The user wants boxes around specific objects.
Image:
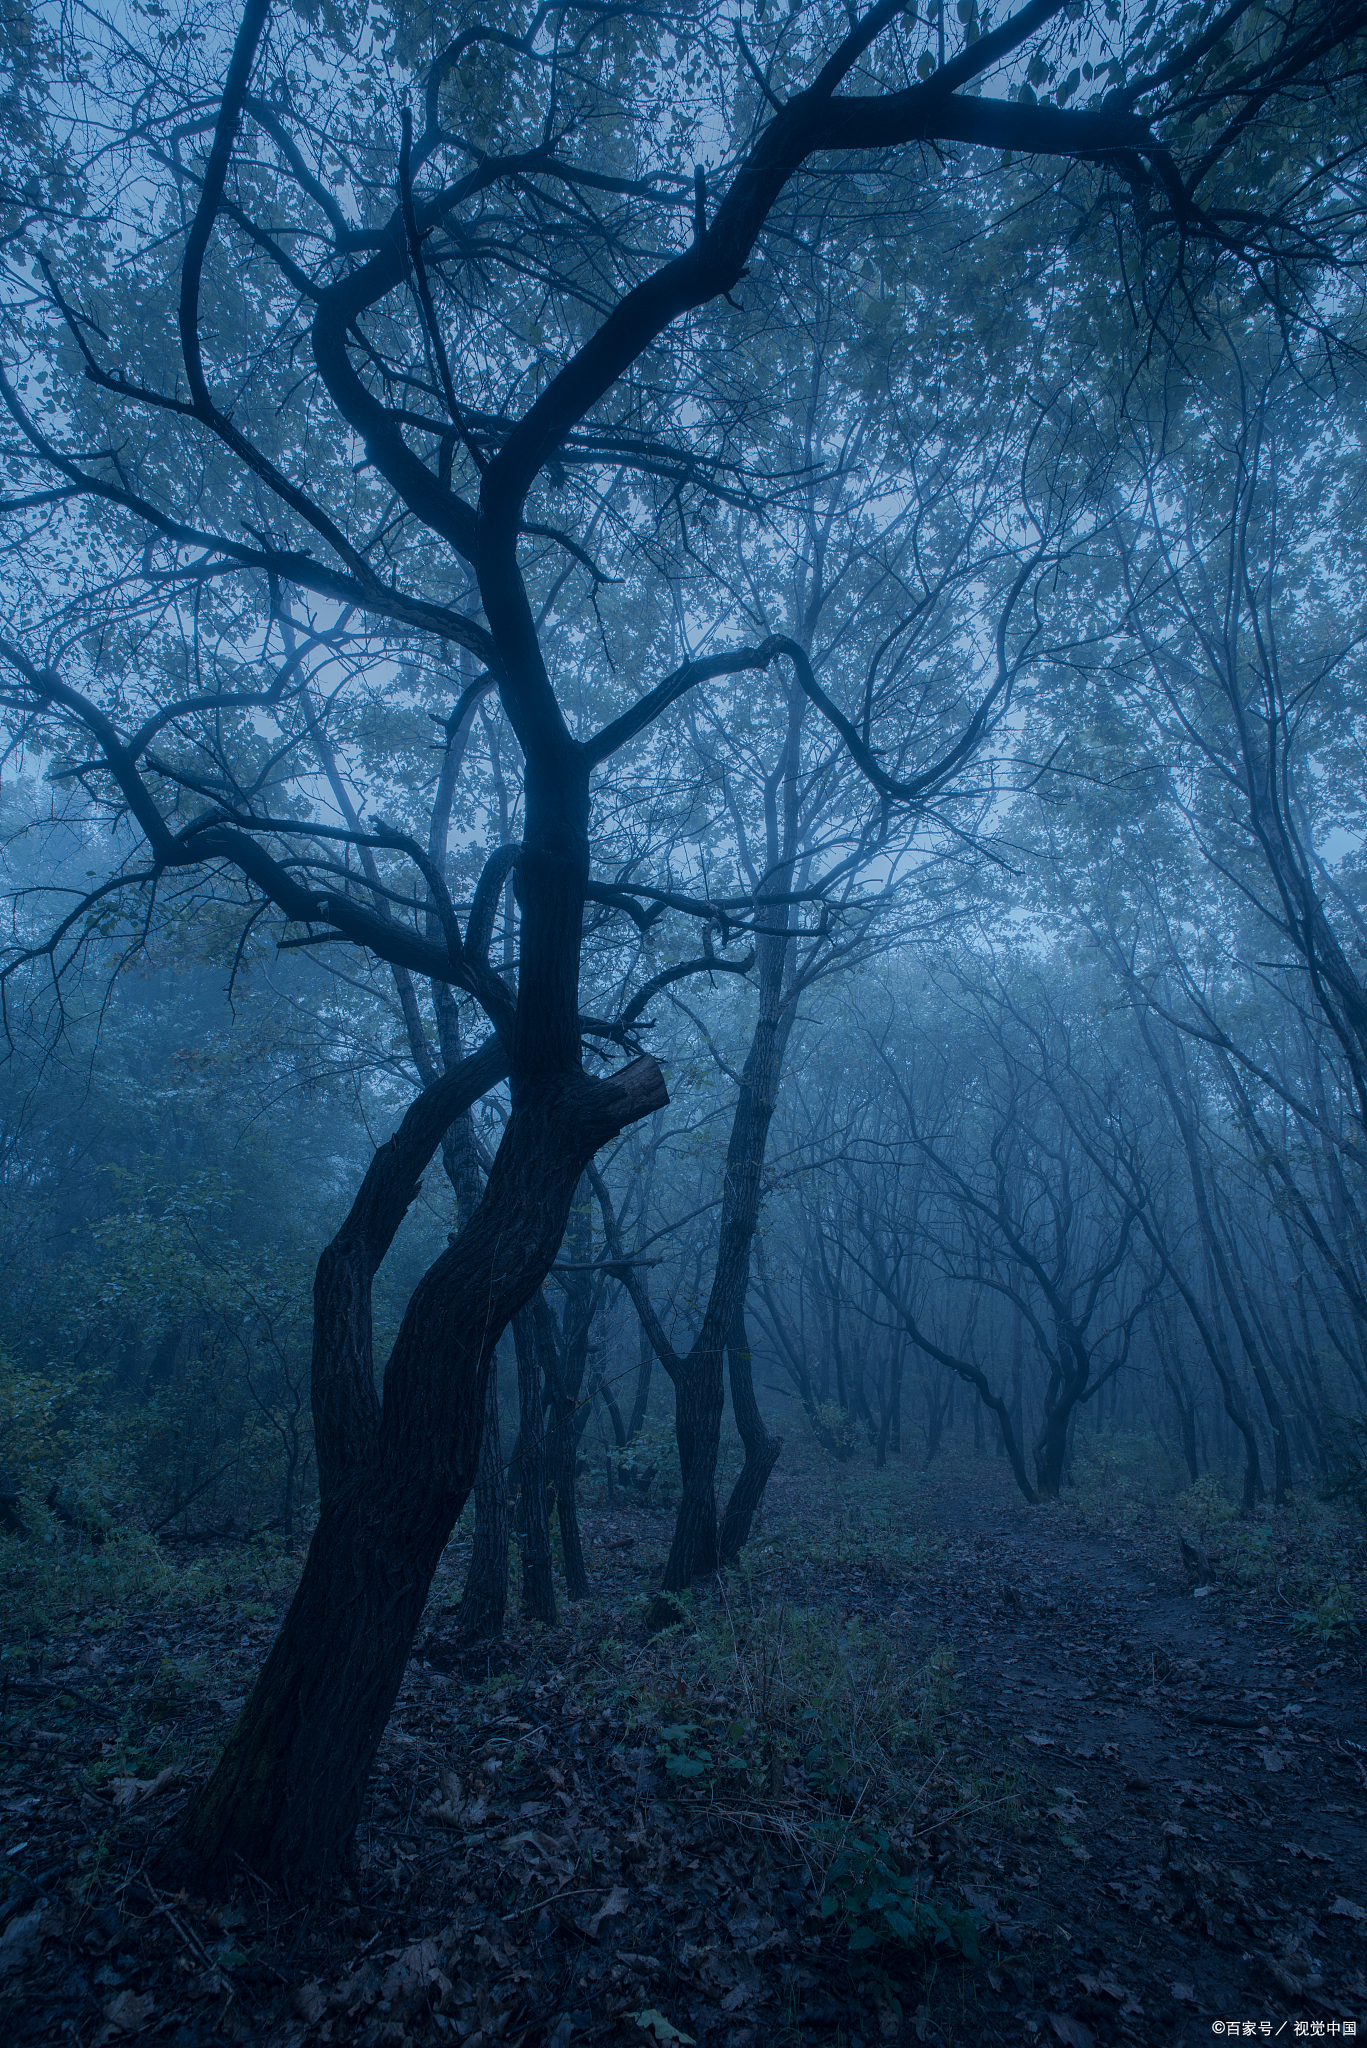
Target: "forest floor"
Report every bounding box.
[2,1435,1365,2048]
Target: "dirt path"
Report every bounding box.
[914,1469,1367,2042]
[2,1457,1364,2047]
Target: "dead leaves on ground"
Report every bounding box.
[4,1473,1365,2046]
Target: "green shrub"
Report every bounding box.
[820,1828,981,1961]
[1292,1583,1359,1642]
[615,1422,681,1509]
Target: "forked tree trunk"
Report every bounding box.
[653,945,798,1605]
[718,1302,780,1567]
[858,1233,1039,1506]
[662,1346,727,1596]
[182,1055,665,1884]
[1033,1340,1091,1500]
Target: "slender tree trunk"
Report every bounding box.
[858,1235,1038,1505]
[718,1301,781,1567]
[447,1088,508,1639]
[655,949,799,1596]
[628,1321,653,1438]
[755,1259,845,1456]
[512,1306,556,1625]
[452,1355,508,1641]
[1158,1030,1291,1500]
[1163,1366,1200,1486]
[589,1338,627,1447]
[875,1384,893,1468]
[538,1307,589,1602]
[924,1377,945,1468]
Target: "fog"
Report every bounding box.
[2,0,1364,2033]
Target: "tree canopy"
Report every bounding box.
[2,0,1367,1889]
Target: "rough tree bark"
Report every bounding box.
[182,1055,665,1881]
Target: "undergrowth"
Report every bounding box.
[0,1509,297,1676]
[556,1585,1001,1977]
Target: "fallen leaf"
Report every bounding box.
[291,1980,326,2024]
[110,1767,179,1813]
[424,1766,463,1823]
[1172,1982,1198,2004]
[1077,1974,1127,2002]
[632,2012,695,2046]
[381,1937,446,2003]
[1330,1897,1367,1922]
[1261,1749,1286,1773]
[0,1904,44,1975]
[98,1990,155,2040]
[1047,2016,1093,2047]
[588,1885,630,1938]
[1023,1731,1055,1748]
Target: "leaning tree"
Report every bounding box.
[2,0,1365,1886]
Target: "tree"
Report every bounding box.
[3,0,1365,1888]
[1112,338,1367,1134]
[834,956,1156,1498]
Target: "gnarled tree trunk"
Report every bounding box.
[718,1302,781,1567]
[182,1053,665,1884]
